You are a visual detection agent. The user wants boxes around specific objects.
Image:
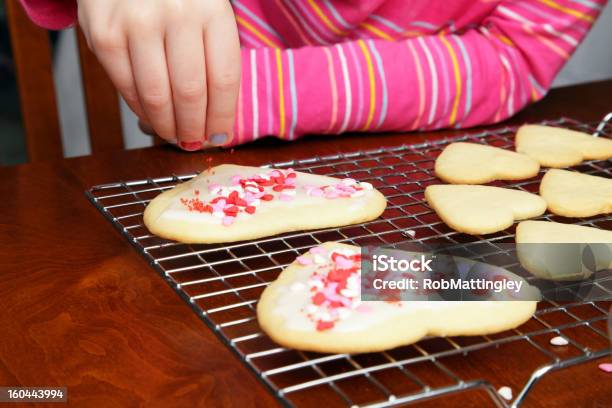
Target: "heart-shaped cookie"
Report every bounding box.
[516,221,612,281]
[435,142,540,184]
[516,125,612,168]
[425,185,546,234]
[257,242,537,353]
[539,169,612,217]
[144,164,387,243]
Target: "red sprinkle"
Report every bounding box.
[180,197,213,213]
[328,268,353,282]
[302,250,363,331]
[228,191,239,203]
[312,292,326,305]
[180,168,296,225]
[224,206,239,216]
[316,321,335,331]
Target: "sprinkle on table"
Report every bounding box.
[549,336,569,346]
[497,386,513,401]
[598,363,612,373]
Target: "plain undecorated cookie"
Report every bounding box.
[425,185,547,235]
[539,169,612,217]
[435,142,540,184]
[144,164,387,243]
[257,242,537,353]
[516,221,612,281]
[516,125,612,168]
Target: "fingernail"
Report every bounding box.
[209,133,228,146]
[180,141,203,151]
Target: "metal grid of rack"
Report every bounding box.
[87,115,611,407]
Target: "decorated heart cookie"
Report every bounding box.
[516,125,612,168]
[143,164,387,243]
[539,169,612,217]
[257,242,537,353]
[425,185,547,235]
[435,142,540,184]
[516,221,612,281]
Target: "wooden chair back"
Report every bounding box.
[5,0,124,162]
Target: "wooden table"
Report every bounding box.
[1,80,611,407]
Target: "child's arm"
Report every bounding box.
[232,0,604,145]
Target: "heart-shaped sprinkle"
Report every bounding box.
[296,255,312,265]
[335,255,354,270]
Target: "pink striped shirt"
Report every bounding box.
[20,0,605,146]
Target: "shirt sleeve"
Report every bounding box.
[18,0,77,30]
[231,0,605,146]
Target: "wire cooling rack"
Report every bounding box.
[87,115,611,407]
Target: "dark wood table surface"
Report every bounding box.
[1,80,611,407]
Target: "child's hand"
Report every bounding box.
[77,0,241,150]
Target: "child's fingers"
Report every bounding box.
[128,26,177,143]
[166,24,207,150]
[203,10,241,147]
[89,32,148,124]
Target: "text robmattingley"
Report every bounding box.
[371,277,524,294]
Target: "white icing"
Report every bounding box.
[313,254,327,264]
[290,282,306,292]
[306,304,319,314]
